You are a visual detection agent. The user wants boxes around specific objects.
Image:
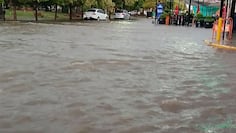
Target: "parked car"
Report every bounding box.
[114,9,130,20]
[83,8,108,21]
[129,10,138,16]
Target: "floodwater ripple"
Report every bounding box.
[1,19,236,133]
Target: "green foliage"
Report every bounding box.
[83,0,96,9]
[53,0,65,5]
[195,13,204,21]
[142,0,155,9]
[164,1,172,10]
[204,16,214,22]
[113,0,122,8]
[159,11,169,19]
[124,0,135,7]
[112,0,136,9]
[196,13,203,18]
[5,9,68,19]
[100,0,114,9]
[132,0,143,10]
[164,8,171,14]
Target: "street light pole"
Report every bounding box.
[188,0,192,25]
[197,0,199,14]
[220,0,224,17]
[198,0,199,9]
[188,0,191,16]
[222,0,228,41]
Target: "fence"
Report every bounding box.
[193,5,219,16]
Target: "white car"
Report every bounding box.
[129,10,138,16]
[114,9,130,20]
[83,8,108,21]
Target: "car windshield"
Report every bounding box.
[116,10,123,13]
[87,9,96,12]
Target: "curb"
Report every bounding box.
[204,40,236,51]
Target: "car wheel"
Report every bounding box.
[105,16,109,21]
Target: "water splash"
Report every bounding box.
[198,119,236,133]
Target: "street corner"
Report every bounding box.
[204,39,236,51]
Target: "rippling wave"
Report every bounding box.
[1,19,236,133]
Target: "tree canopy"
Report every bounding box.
[143,0,156,9]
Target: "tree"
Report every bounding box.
[84,0,95,9]
[142,0,156,9]
[101,0,114,9]
[113,0,122,9]
[124,0,135,7]
[76,0,86,19]
[10,0,20,20]
[49,0,64,20]
[61,0,76,20]
[103,0,114,19]
[113,0,135,9]
[132,0,143,10]
[0,0,4,21]
[17,0,49,21]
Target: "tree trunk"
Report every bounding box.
[81,4,84,20]
[0,5,3,20]
[123,0,125,9]
[2,3,6,21]
[107,8,111,20]
[35,1,38,22]
[9,0,17,21]
[97,0,101,8]
[69,4,72,21]
[54,4,58,21]
[13,4,17,21]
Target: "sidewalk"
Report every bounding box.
[204,37,236,51]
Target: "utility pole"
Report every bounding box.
[197,0,199,14]
[222,0,228,41]
[188,0,192,25]
[188,0,191,16]
[198,0,199,10]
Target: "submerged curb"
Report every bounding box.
[204,40,236,51]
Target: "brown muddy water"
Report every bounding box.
[0,19,236,133]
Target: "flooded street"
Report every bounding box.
[1,19,236,133]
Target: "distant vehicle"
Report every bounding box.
[83,8,108,21]
[129,10,138,16]
[114,9,130,20]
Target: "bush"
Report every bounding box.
[160,12,169,19]
[204,16,214,22]
[195,13,204,22]
[196,13,203,18]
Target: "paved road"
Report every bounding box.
[0,19,236,133]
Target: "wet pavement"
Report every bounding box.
[1,19,236,133]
